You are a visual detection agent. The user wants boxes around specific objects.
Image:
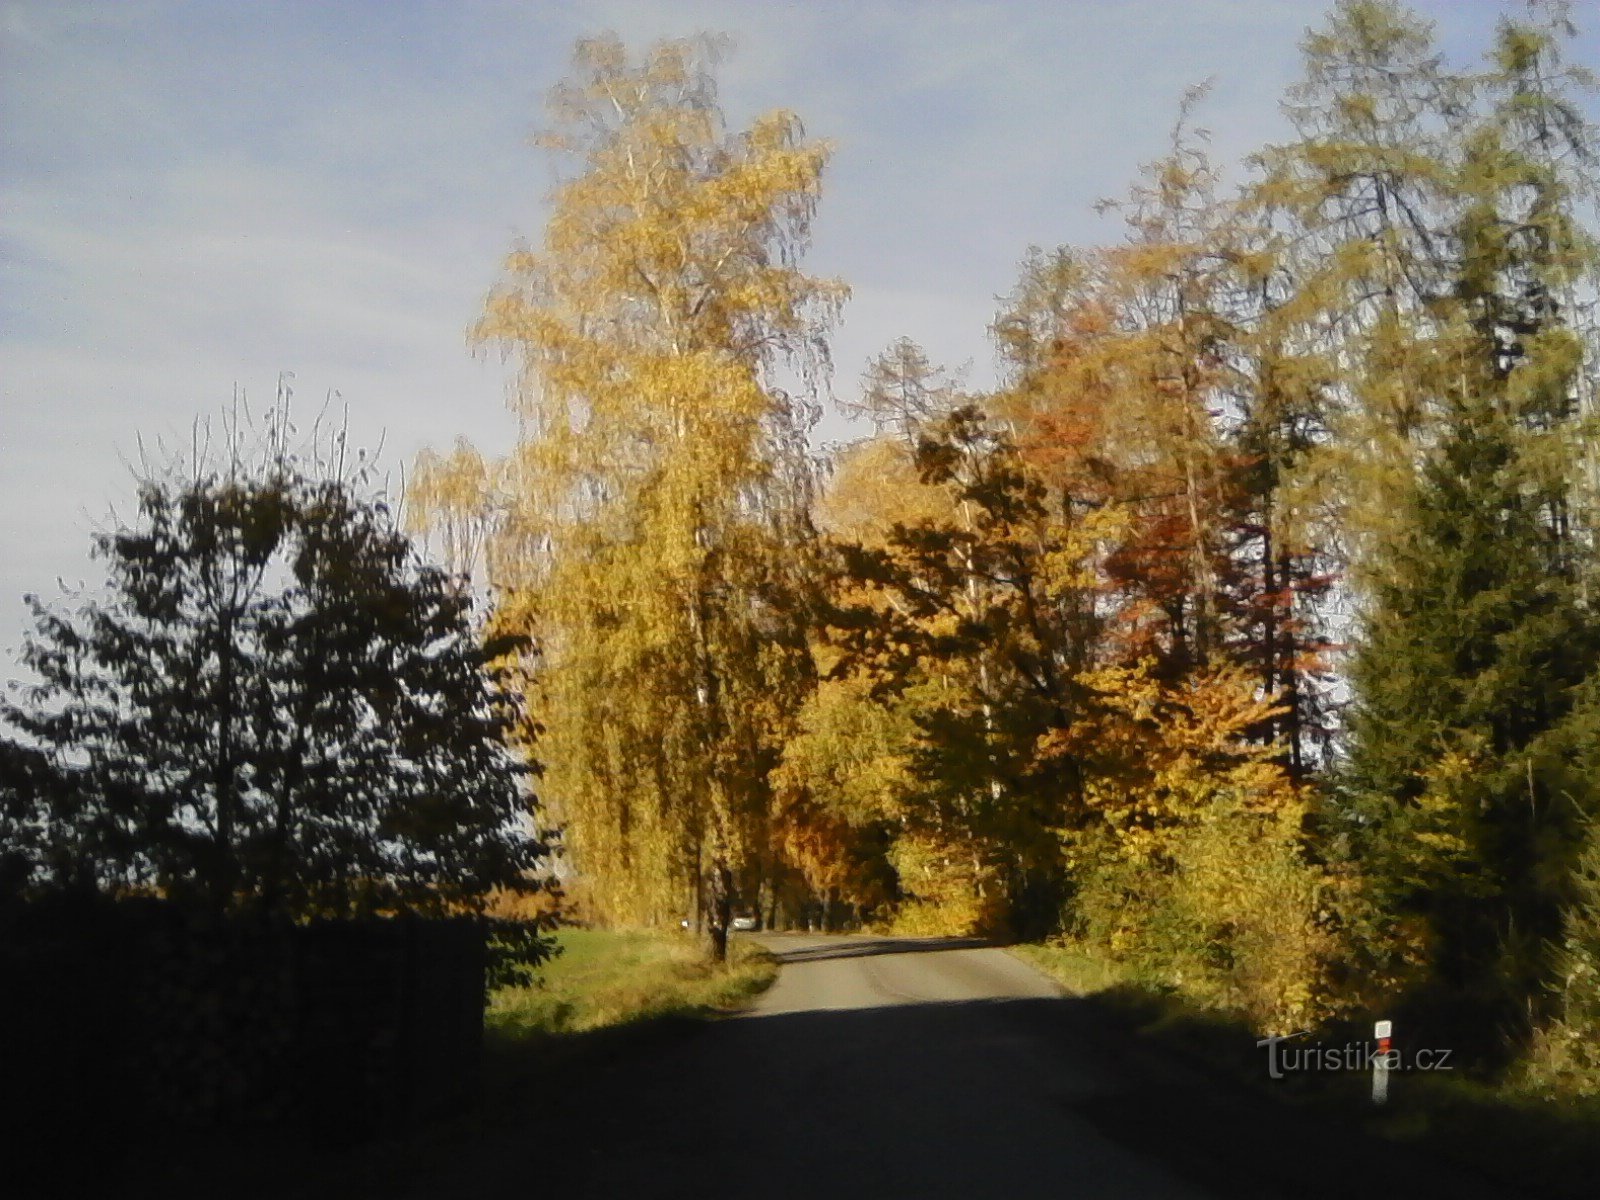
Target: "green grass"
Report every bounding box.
[1009,940,1128,997]
[488,927,777,1041]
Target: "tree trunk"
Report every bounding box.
[693,835,704,934]
[707,858,734,962]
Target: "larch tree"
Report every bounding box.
[969,126,1335,1015]
[840,337,964,451]
[992,102,1252,685]
[1227,223,1341,777]
[1251,0,1466,581]
[410,34,845,956]
[1096,94,1245,674]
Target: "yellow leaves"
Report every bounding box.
[1048,646,1331,1025]
[407,439,497,577]
[1069,780,1331,1031]
[1396,737,1485,869]
[883,833,1002,937]
[1058,658,1301,865]
[1039,502,1125,594]
[410,33,851,917]
[815,436,947,545]
[772,673,916,828]
[1092,659,1286,754]
[472,53,848,448]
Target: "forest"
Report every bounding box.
[401,0,1600,1093]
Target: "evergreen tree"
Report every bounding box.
[842,338,963,451]
[1527,821,1600,1095]
[1339,0,1600,1043]
[1343,386,1598,1028]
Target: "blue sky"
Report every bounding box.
[0,0,1588,663]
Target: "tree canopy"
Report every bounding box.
[397,2,1600,1061]
[410,33,845,956]
[2,413,552,922]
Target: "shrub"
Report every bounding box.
[1068,796,1334,1034]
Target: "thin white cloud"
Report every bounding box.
[2,0,1593,663]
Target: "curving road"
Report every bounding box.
[749,931,1064,1011]
[719,933,1211,1198]
[396,933,1511,1199]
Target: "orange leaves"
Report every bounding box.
[1046,659,1300,859]
[774,799,854,893]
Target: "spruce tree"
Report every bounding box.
[1344,388,1597,1028]
[1341,7,1600,1030]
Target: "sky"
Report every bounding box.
[0,0,1589,667]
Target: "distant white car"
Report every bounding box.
[730,914,759,932]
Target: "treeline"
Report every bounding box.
[408,2,1600,1079]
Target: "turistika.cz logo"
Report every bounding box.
[1255,1031,1454,1079]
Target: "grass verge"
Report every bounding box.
[476,927,776,1118]
[1012,938,1600,1199]
[1009,941,1127,997]
[489,926,777,1041]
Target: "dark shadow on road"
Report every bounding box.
[273,993,1530,1200]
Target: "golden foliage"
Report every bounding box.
[1051,662,1335,1031]
[814,437,948,547]
[411,34,845,928]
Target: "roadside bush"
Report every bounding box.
[1522,828,1600,1099]
[883,832,1004,936]
[1067,797,1333,1034]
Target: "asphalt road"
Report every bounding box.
[400,933,1512,1199]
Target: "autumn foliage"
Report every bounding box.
[403,3,1600,1065]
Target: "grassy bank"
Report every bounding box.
[489,927,777,1042]
[1012,939,1600,1199]
[1009,941,1127,997]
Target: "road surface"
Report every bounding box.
[401,933,1510,1199]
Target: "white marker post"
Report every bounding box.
[1372,1019,1393,1106]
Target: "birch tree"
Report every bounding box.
[412,35,845,955]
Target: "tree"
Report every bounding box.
[840,337,963,450]
[1,411,552,921]
[1340,381,1599,1037]
[816,408,1111,937]
[992,99,1255,692]
[1318,0,1600,1049]
[410,34,845,957]
[0,738,67,899]
[1251,0,1464,587]
[1527,819,1600,1096]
